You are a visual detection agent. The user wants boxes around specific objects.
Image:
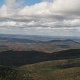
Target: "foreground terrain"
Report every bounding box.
[0,49,80,80]
[0,57,80,80]
[19,58,80,80]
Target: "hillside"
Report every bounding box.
[18,58,80,80]
[0,58,80,80]
[0,49,80,80]
[0,49,80,66]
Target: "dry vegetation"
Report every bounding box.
[0,40,80,53]
[18,58,80,80]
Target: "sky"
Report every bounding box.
[0,0,80,36]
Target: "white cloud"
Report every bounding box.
[18,0,80,18]
[0,0,80,36]
[0,0,19,17]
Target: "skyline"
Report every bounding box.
[0,0,80,36]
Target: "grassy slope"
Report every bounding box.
[18,58,80,80]
[0,49,80,80]
[0,58,80,80]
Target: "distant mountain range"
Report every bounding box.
[0,35,79,43]
[0,34,80,42]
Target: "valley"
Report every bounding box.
[0,34,80,53]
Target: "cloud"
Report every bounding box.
[0,0,80,36]
[18,0,80,18]
[0,0,20,17]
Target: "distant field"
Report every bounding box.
[0,40,80,53]
[0,34,80,53]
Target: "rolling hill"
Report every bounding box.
[0,49,80,80]
[0,49,80,66]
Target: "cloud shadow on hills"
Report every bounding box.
[0,49,80,66]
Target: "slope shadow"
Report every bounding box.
[0,49,80,66]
